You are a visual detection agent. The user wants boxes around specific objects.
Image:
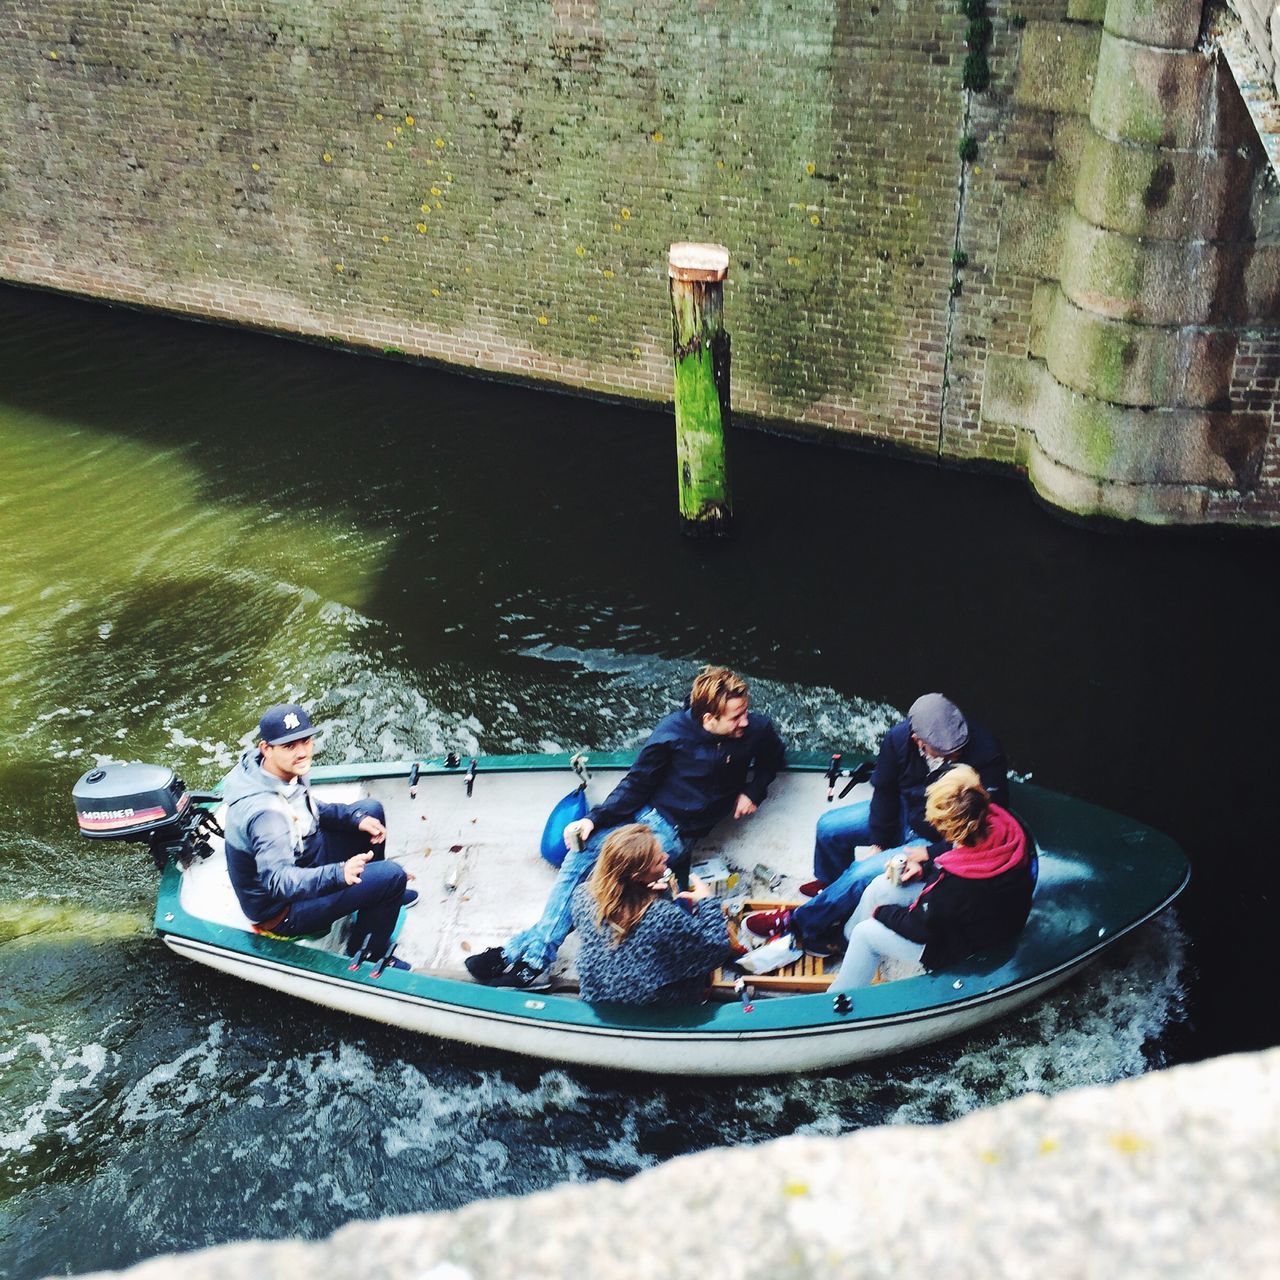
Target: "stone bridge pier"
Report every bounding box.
[984,0,1280,522]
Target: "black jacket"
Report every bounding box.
[868,718,1008,848]
[587,708,786,840]
[874,824,1034,970]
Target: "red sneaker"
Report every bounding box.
[799,879,828,898]
[743,907,794,939]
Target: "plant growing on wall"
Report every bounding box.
[960,0,992,93]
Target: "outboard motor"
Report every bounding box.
[72,762,222,870]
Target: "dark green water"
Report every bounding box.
[0,283,1274,1278]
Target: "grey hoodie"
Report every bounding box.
[222,750,349,922]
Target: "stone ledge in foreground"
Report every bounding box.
[64,1047,1279,1280]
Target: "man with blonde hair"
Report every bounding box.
[467,665,786,989]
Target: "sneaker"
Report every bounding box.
[799,879,829,898]
[801,929,846,959]
[510,961,552,991]
[744,907,794,939]
[401,889,420,909]
[382,955,412,971]
[464,946,511,982]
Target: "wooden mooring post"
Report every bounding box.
[668,242,732,538]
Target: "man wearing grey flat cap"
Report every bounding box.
[745,693,1007,945]
[222,702,415,967]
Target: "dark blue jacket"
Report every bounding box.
[868,719,1008,848]
[222,751,361,923]
[587,708,786,840]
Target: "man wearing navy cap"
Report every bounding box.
[222,703,413,968]
[747,693,1008,943]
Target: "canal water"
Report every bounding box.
[1,282,1275,1278]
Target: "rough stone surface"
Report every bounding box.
[1012,21,1102,114]
[62,1048,1280,1280]
[984,354,1268,487]
[1105,0,1204,50]
[1090,35,1213,148]
[1058,210,1280,326]
[1073,130,1256,242]
[1045,288,1237,408]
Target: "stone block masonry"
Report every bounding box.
[2,1,1278,525]
[69,1048,1280,1280]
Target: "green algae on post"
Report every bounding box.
[668,242,733,538]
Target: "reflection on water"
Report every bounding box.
[0,282,1270,1279]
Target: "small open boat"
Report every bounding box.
[73,753,1189,1076]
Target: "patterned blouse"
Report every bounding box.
[570,884,731,1006]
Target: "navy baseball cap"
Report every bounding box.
[258,703,317,746]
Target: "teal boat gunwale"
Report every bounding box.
[155,755,1190,1041]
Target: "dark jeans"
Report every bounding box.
[279,801,405,955]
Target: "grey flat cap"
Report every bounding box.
[908,693,969,754]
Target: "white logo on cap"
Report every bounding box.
[284,713,301,729]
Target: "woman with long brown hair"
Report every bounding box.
[570,823,731,1006]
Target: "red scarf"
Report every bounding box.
[931,808,1029,880]
[884,807,1029,922]
[933,804,1027,879]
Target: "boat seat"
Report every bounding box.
[712,900,837,994]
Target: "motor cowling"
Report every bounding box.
[72,762,220,868]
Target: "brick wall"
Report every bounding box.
[2,1,1278,524]
[1212,330,1280,521]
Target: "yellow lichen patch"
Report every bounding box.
[979,1150,1000,1165]
[575,245,585,257]
[434,137,446,149]
[602,269,615,279]
[405,115,415,126]
[1109,1132,1150,1155]
[782,1181,810,1199]
[416,222,428,233]
[1039,1138,1060,1156]
[806,162,816,175]
[537,315,549,326]
[322,152,333,164]
[621,207,631,220]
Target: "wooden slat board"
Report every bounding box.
[713,900,837,993]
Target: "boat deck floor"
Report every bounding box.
[180,767,861,989]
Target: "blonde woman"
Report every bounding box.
[829,765,1034,991]
[570,824,731,1006]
